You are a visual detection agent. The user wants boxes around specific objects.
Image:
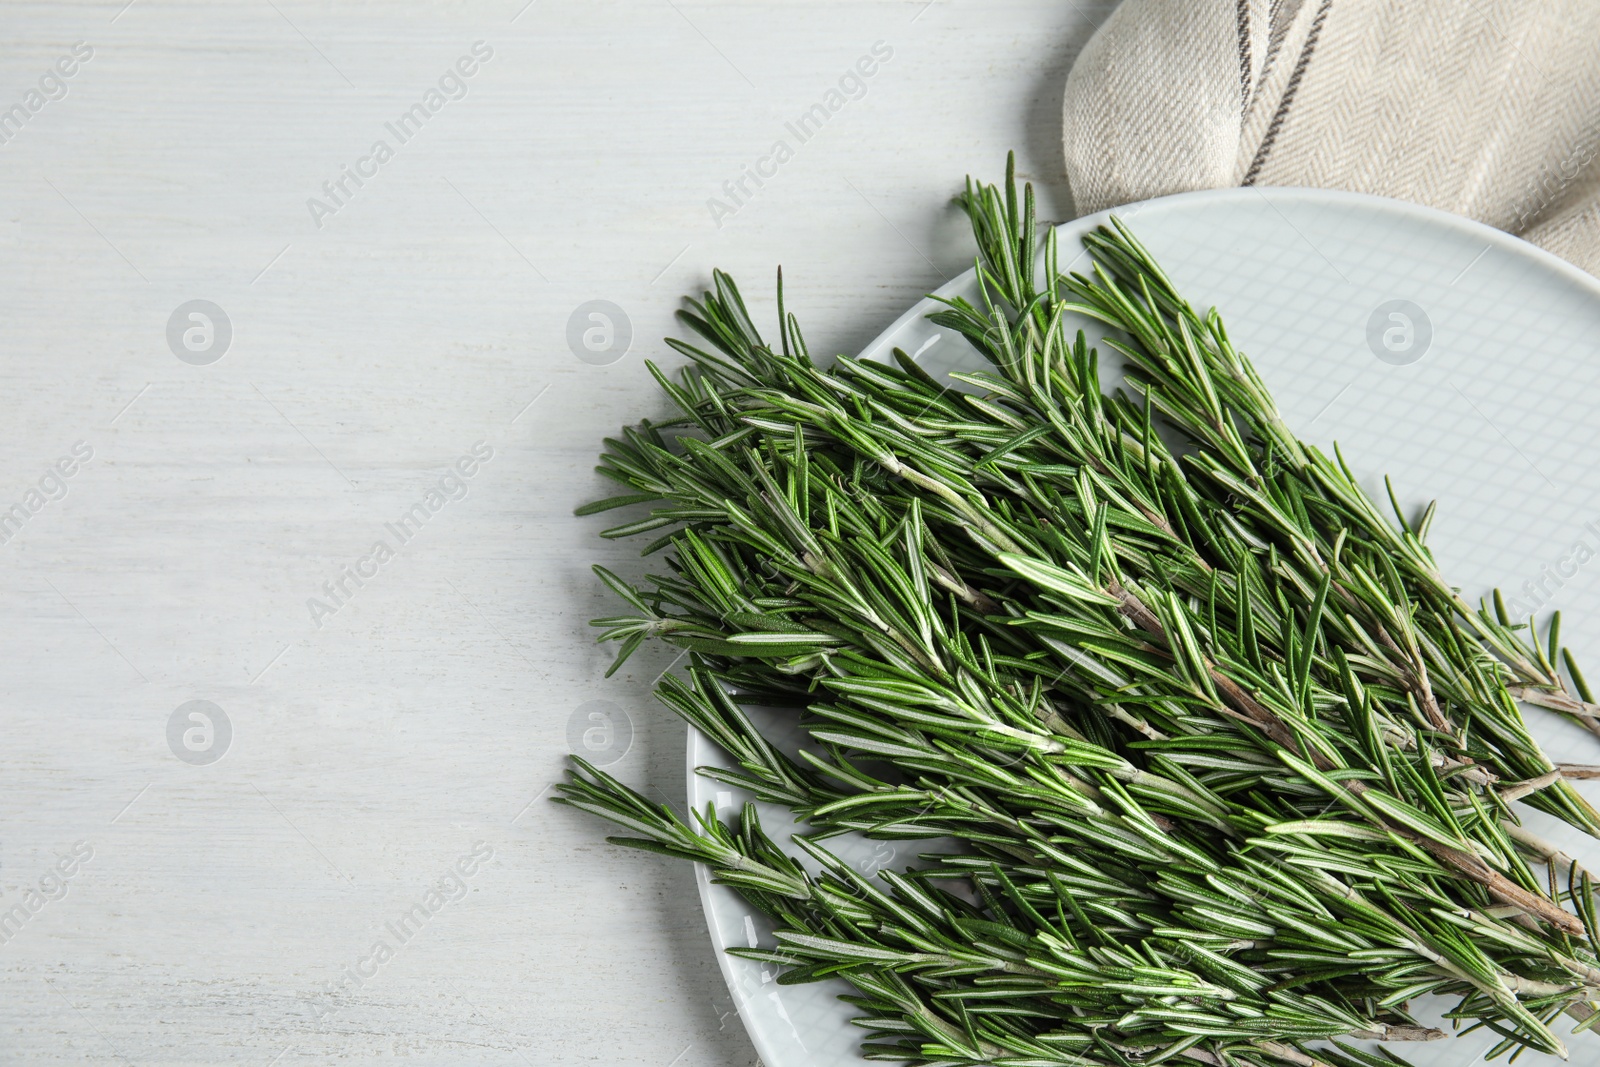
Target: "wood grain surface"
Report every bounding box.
[0,1,1112,1063]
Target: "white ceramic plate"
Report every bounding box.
[687,187,1600,1067]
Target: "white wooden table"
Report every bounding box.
[0,2,1111,1062]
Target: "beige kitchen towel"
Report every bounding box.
[1062,0,1600,275]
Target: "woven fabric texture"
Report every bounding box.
[1063,0,1600,274]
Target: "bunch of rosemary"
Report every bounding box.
[557,156,1600,1067]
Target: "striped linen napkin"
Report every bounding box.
[1062,0,1600,274]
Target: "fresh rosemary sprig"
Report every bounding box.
[558,156,1600,1065]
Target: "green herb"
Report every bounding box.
[558,155,1600,1066]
